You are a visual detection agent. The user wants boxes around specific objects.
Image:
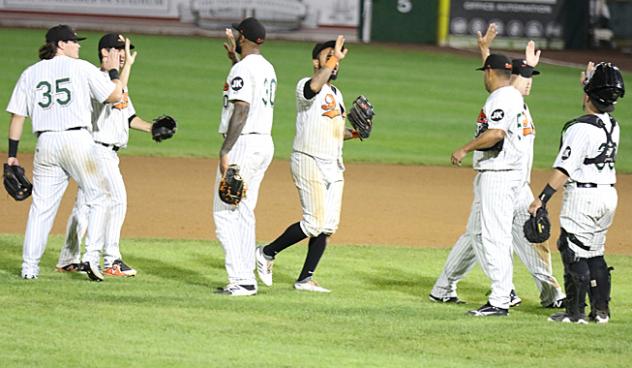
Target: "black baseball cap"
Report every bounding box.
[98,33,135,51]
[511,59,540,76]
[232,17,266,45]
[312,40,346,60]
[477,54,513,71]
[45,24,86,43]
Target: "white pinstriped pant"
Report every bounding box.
[213,134,274,286]
[431,170,521,309]
[560,184,617,259]
[431,182,565,306]
[57,144,127,268]
[21,130,108,277]
[291,151,344,237]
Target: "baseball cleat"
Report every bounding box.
[81,261,104,282]
[215,283,257,296]
[589,310,610,324]
[544,298,566,309]
[294,279,330,293]
[547,312,588,324]
[467,303,508,317]
[428,294,466,304]
[55,263,81,273]
[509,289,522,307]
[22,274,38,280]
[255,246,273,286]
[105,259,137,277]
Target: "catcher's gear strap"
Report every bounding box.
[559,114,618,167]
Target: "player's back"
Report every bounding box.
[17,56,111,132]
[232,54,276,134]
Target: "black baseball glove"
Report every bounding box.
[152,115,177,142]
[218,164,246,205]
[347,95,375,140]
[3,163,33,201]
[523,207,551,243]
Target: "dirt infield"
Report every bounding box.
[1,155,630,255]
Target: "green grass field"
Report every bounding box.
[0,28,631,171]
[1,235,631,368]
[2,28,632,367]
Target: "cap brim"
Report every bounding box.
[231,23,240,30]
[476,67,485,71]
[75,36,87,41]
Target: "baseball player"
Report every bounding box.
[429,26,566,308]
[213,17,277,296]
[56,33,164,277]
[6,24,132,281]
[529,62,624,324]
[255,36,361,293]
[446,53,527,316]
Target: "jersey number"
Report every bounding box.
[37,78,72,108]
[261,78,276,106]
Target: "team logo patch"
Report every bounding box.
[230,77,244,91]
[561,146,572,160]
[490,109,504,122]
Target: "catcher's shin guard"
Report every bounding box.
[558,230,589,317]
[587,256,612,318]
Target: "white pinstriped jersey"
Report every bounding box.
[90,71,136,148]
[554,113,619,184]
[518,104,536,184]
[219,54,276,135]
[293,78,346,160]
[6,55,115,132]
[473,86,526,171]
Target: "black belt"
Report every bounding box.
[95,142,120,152]
[575,182,615,188]
[221,132,264,138]
[36,126,83,137]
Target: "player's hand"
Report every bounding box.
[102,48,121,71]
[525,40,541,67]
[124,38,137,66]
[334,35,348,60]
[580,61,596,86]
[219,154,229,176]
[477,23,497,59]
[451,148,467,166]
[224,28,239,63]
[7,157,19,166]
[528,198,542,215]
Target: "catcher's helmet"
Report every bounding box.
[584,62,625,112]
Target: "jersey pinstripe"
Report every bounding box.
[554,113,618,184]
[219,54,276,135]
[90,72,136,147]
[293,78,346,160]
[473,86,525,171]
[7,56,115,132]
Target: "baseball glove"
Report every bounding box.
[218,164,246,205]
[347,95,375,140]
[523,207,551,243]
[152,115,177,142]
[3,163,33,201]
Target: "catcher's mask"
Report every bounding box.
[584,62,625,112]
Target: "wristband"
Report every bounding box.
[8,139,19,158]
[519,65,534,78]
[108,69,120,80]
[324,56,339,70]
[538,184,556,205]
